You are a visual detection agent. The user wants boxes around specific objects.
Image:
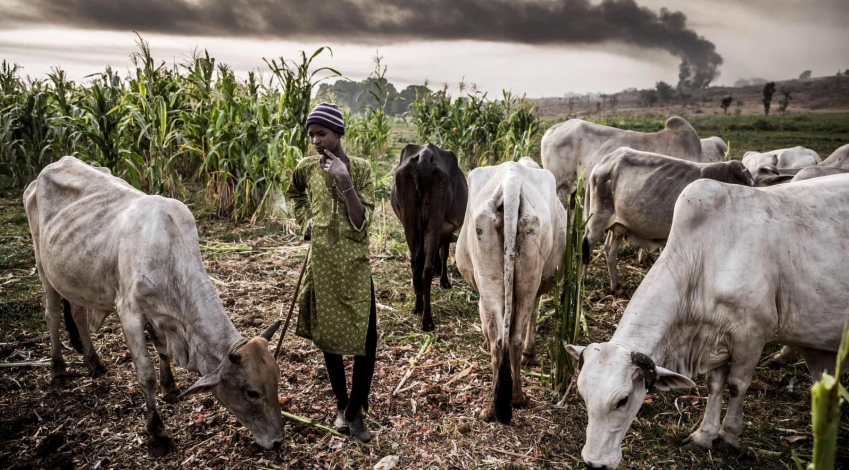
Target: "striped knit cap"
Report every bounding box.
[306,102,345,136]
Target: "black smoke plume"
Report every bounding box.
[8,0,723,88]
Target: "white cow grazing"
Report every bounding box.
[24,156,285,455]
[583,148,754,294]
[541,116,707,206]
[741,146,821,174]
[567,175,849,469]
[700,136,727,162]
[456,157,567,424]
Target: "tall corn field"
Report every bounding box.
[409,86,539,169]
[0,37,338,222]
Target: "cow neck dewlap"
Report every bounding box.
[610,248,729,379]
[140,261,244,376]
[180,268,244,376]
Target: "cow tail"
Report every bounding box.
[493,345,513,423]
[494,175,520,424]
[62,298,83,354]
[581,171,592,266]
[414,153,433,200]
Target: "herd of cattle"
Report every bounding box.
[20,114,849,467]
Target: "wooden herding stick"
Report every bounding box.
[274,246,310,359]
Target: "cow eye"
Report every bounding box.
[616,396,629,409]
[247,390,261,399]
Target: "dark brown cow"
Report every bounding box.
[391,144,468,331]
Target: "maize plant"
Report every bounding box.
[548,174,587,395]
[798,315,849,470]
[409,86,540,169]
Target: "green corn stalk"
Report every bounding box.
[802,314,849,470]
[548,173,587,394]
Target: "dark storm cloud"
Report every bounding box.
[5,0,724,87]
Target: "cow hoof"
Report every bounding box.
[511,392,528,408]
[51,373,74,388]
[89,362,107,378]
[681,432,714,451]
[521,353,539,367]
[148,435,174,456]
[162,389,182,404]
[758,358,786,369]
[421,319,436,332]
[713,433,741,451]
[611,287,625,297]
[439,280,452,290]
[478,405,495,422]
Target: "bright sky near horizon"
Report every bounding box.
[0,0,846,97]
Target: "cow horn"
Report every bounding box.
[758,164,779,175]
[260,320,281,341]
[630,351,657,390]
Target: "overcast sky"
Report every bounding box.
[0,0,846,97]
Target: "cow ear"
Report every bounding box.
[653,366,696,391]
[564,343,585,362]
[178,373,221,399]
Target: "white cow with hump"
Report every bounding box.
[541,116,714,206]
[24,156,285,455]
[567,175,849,469]
[741,145,821,174]
[700,136,728,162]
[456,157,567,424]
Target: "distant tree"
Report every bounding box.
[799,70,812,79]
[734,78,751,88]
[778,89,792,114]
[655,81,674,106]
[763,82,776,115]
[568,97,576,115]
[609,94,618,112]
[639,89,659,107]
[720,96,734,115]
[845,69,849,76]
[596,101,601,113]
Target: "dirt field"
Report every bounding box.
[1,173,848,469]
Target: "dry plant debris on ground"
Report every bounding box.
[1,192,847,470]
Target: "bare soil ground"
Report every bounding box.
[1,186,848,470]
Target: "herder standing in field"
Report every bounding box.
[286,102,377,442]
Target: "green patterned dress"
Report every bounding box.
[286,155,375,356]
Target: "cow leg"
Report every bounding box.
[682,364,729,450]
[758,345,799,369]
[43,286,72,387]
[70,304,107,377]
[420,227,441,332]
[479,342,499,422]
[410,248,424,316]
[159,354,181,403]
[716,343,762,450]
[438,238,452,290]
[798,347,840,381]
[510,338,527,408]
[604,232,623,295]
[146,326,181,402]
[118,308,173,456]
[522,294,541,367]
[431,248,442,278]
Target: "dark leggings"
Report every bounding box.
[323,282,378,420]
